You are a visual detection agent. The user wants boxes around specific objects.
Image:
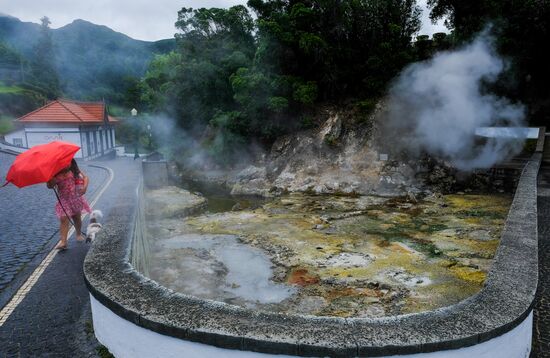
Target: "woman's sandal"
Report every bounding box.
[55,242,68,250]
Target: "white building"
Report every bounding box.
[4,99,118,159]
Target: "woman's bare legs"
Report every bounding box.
[56,216,70,249]
[72,214,84,242]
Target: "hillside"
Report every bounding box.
[0,14,175,102]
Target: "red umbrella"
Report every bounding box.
[3,141,80,188]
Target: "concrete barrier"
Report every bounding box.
[0,139,27,154]
[142,160,169,188]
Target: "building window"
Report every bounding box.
[12,138,23,147]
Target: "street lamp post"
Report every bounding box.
[146,124,152,150]
[131,108,139,160]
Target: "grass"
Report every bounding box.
[0,115,15,135]
[83,320,113,358]
[97,345,114,358]
[84,320,94,336]
[0,82,24,94]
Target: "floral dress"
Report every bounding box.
[53,171,91,219]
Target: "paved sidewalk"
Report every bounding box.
[533,165,550,357]
[0,157,141,357]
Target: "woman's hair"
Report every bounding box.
[69,159,81,178]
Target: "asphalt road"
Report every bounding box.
[0,152,108,299]
[0,156,138,357]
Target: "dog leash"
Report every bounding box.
[3,176,89,237]
[53,187,88,236]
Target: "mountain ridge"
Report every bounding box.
[0,14,175,102]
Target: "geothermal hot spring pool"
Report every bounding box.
[144,186,512,318]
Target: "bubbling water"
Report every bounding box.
[151,234,296,305]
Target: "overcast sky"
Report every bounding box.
[0,0,447,41]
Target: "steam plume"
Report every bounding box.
[382,30,526,170]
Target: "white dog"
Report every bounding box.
[86,210,103,243]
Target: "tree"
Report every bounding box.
[172,6,256,130]
[427,0,550,123]
[29,16,61,98]
[248,0,421,98]
[0,41,25,84]
[140,52,180,111]
[138,1,423,165]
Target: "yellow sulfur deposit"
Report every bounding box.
[147,190,512,317]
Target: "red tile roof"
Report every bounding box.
[17,99,118,125]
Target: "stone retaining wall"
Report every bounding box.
[130,180,150,277]
[84,153,541,357]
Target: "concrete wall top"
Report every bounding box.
[84,153,541,357]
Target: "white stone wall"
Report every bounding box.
[90,295,532,358]
[4,129,26,147]
[25,127,83,158]
[4,125,117,159]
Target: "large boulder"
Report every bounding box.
[230,165,271,196]
[146,186,207,218]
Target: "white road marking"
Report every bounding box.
[0,165,115,326]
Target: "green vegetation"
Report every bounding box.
[0,115,15,135]
[96,345,114,358]
[84,320,94,336]
[28,17,61,98]
[0,78,47,119]
[0,15,175,107]
[0,19,59,117]
[427,0,550,124]
[2,1,547,157]
[0,83,23,94]
[133,0,548,164]
[1,17,62,100]
[137,1,423,164]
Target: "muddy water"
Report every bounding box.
[146,190,512,318]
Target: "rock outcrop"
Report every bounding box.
[230,105,422,196]
[174,103,503,197]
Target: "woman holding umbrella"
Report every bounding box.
[5,141,92,250]
[47,159,91,250]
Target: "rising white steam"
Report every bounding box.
[383,30,526,170]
